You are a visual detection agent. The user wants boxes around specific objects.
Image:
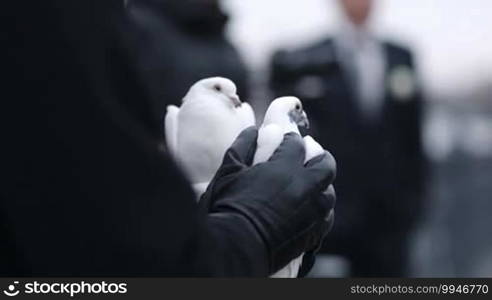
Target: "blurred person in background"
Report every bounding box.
[270,0,427,276]
[126,0,249,138]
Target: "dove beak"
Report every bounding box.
[297,111,310,129]
[229,94,242,108]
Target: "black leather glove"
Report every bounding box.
[201,127,336,275]
[297,186,336,277]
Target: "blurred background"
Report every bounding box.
[223,0,492,277]
[127,0,492,277]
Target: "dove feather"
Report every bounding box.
[165,105,180,157]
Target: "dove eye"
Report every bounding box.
[295,104,301,110]
[214,84,222,92]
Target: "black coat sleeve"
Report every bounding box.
[0,0,268,277]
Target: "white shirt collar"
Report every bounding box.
[335,19,377,53]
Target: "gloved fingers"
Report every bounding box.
[297,211,334,277]
[201,154,250,209]
[200,161,251,210]
[321,185,336,213]
[223,126,258,166]
[296,212,335,277]
[303,151,337,190]
[305,185,336,220]
[268,132,305,166]
[308,215,334,254]
[288,183,335,231]
[325,208,335,232]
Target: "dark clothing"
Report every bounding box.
[0,0,268,276]
[270,38,426,276]
[127,0,249,137]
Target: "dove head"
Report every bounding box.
[263,96,309,129]
[186,77,242,108]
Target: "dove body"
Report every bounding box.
[254,96,325,278]
[165,77,255,195]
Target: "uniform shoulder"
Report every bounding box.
[383,40,414,61]
[271,38,337,71]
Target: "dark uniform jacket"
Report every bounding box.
[270,38,426,276]
[0,0,266,277]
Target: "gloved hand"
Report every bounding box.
[201,127,337,275]
[297,186,336,277]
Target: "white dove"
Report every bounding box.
[165,77,255,197]
[254,96,325,278]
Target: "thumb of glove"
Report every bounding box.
[222,126,258,167]
[200,127,258,209]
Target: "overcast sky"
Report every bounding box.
[223,0,492,99]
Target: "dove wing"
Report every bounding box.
[165,105,180,157]
[303,135,324,162]
[253,123,284,165]
[271,254,304,278]
[237,102,256,128]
